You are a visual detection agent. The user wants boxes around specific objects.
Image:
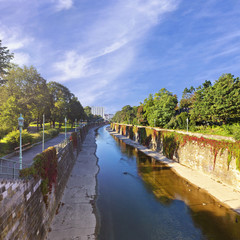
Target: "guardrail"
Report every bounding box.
[55,138,70,157]
[0,123,102,180]
[0,157,31,179]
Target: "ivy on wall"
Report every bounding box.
[112,123,240,171]
[20,147,58,206]
[71,132,78,148]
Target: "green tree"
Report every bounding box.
[211,74,240,123]
[143,94,154,125]
[67,97,85,126]
[190,80,213,123]
[144,89,178,127]
[47,81,72,127]
[0,40,14,84]
[136,105,147,125]
[0,65,50,129]
[179,86,195,109]
[84,106,92,120]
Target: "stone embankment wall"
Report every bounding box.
[111,123,240,191]
[0,123,103,240]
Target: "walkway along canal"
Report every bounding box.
[96,126,240,240]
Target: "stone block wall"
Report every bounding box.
[0,124,95,240]
[111,123,240,191]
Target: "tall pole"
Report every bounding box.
[154,119,156,127]
[19,126,22,170]
[18,114,24,170]
[65,117,67,140]
[75,118,77,132]
[187,118,189,133]
[42,114,45,152]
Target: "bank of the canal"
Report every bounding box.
[108,128,240,216]
[47,127,99,240]
[96,126,240,240]
[47,125,240,240]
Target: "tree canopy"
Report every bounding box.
[0,40,14,84]
[112,73,240,130]
[0,65,86,132]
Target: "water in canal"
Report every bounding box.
[96,126,240,240]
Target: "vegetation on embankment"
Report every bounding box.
[20,146,58,206]
[0,128,59,156]
[112,74,240,140]
[111,123,240,172]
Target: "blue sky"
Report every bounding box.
[1,0,240,114]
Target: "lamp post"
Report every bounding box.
[186,118,189,133]
[18,114,24,170]
[42,114,45,152]
[154,119,156,127]
[65,117,67,140]
[75,118,77,132]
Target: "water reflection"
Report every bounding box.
[97,129,240,240]
[114,135,240,240]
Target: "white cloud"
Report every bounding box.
[52,51,89,82]
[0,27,33,52]
[54,0,73,11]
[0,0,180,112]
[50,0,179,108]
[12,52,30,66]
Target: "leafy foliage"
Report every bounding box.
[112,123,240,171]
[0,40,14,83]
[0,130,33,154]
[112,73,240,140]
[20,147,58,206]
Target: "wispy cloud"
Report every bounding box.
[0,25,33,66]
[0,26,33,51]
[53,0,73,11]
[49,0,180,110]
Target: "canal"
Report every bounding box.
[96,126,240,240]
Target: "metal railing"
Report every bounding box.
[0,124,92,180]
[0,157,31,179]
[55,138,70,155]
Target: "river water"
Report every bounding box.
[96,126,240,240]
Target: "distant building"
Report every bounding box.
[104,114,114,121]
[91,106,105,118]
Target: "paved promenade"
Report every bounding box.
[5,132,72,165]
[47,127,98,240]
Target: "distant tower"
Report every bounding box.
[91,106,105,118]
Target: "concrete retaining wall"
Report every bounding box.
[0,124,102,240]
[111,123,240,191]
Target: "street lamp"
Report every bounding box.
[186,118,189,132]
[42,114,45,152]
[18,114,24,170]
[75,118,77,132]
[65,117,67,140]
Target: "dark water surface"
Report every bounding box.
[96,126,240,240]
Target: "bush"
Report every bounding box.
[232,124,240,140]
[47,128,59,138]
[0,130,33,154]
[20,146,58,206]
[166,116,178,129]
[222,124,233,135]
[31,128,59,144]
[0,127,11,140]
[165,112,189,130]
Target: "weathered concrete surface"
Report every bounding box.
[109,129,240,215]
[46,128,98,240]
